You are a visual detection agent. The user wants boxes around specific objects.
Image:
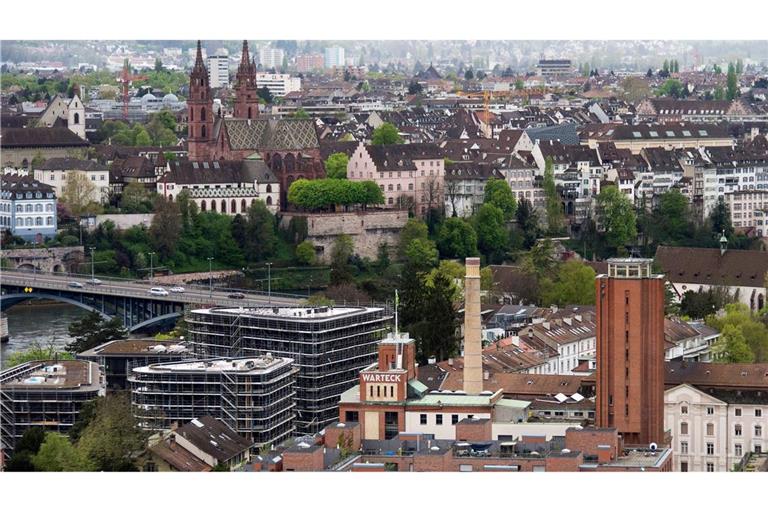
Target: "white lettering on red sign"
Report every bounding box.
[361,373,402,383]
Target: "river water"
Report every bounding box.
[1,301,87,363]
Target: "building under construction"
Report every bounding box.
[185,305,391,434]
[130,355,296,449]
[0,360,106,456]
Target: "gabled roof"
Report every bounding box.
[1,127,90,148]
[37,157,108,172]
[223,118,320,151]
[655,245,768,288]
[175,416,253,463]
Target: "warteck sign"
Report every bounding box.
[361,372,403,383]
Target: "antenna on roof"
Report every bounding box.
[394,289,399,336]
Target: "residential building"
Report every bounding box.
[207,54,230,88]
[185,305,392,434]
[725,189,768,236]
[346,141,445,217]
[77,338,193,390]
[130,355,297,449]
[259,47,285,70]
[636,98,765,123]
[0,174,57,242]
[596,258,666,446]
[296,54,325,73]
[256,73,301,97]
[581,123,733,154]
[138,416,253,471]
[324,47,345,69]
[536,59,573,78]
[0,360,106,456]
[34,158,110,204]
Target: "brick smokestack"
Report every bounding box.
[464,257,482,394]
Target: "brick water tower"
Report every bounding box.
[595,258,665,446]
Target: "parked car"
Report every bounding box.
[170,286,186,294]
[87,278,103,286]
[228,292,245,299]
[68,281,84,289]
[149,287,170,297]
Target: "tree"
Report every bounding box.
[437,217,478,259]
[120,182,152,213]
[711,324,754,363]
[76,393,146,471]
[292,108,310,119]
[398,218,429,260]
[713,86,725,101]
[622,76,651,103]
[330,234,354,285]
[407,81,423,95]
[288,179,383,210]
[680,288,726,319]
[154,58,164,72]
[464,68,474,80]
[709,196,734,239]
[3,339,74,369]
[244,200,277,263]
[657,79,684,98]
[415,269,461,362]
[32,433,93,471]
[540,261,597,307]
[662,60,670,75]
[149,196,181,260]
[646,68,653,78]
[134,127,152,146]
[515,79,525,90]
[5,427,46,471]
[371,122,403,145]
[66,311,128,353]
[515,198,540,250]
[650,189,691,245]
[543,157,563,235]
[474,203,508,263]
[484,178,517,221]
[726,62,739,101]
[324,152,349,180]
[596,186,637,252]
[404,238,438,272]
[257,86,273,104]
[295,240,316,266]
[61,171,99,216]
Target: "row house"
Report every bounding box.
[581,123,733,154]
[33,158,110,205]
[636,98,766,124]
[517,313,597,376]
[346,142,444,217]
[725,189,768,237]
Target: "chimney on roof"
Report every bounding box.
[463,257,483,395]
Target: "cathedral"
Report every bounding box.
[187,40,324,206]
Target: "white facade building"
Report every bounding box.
[34,158,110,205]
[324,47,345,69]
[259,48,285,70]
[255,73,301,97]
[207,54,230,88]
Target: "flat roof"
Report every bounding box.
[78,338,191,357]
[133,355,293,375]
[605,447,672,468]
[0,360,102,391]
[191,305,383,320]
[407,390,501,408]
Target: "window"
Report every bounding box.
[706,462,715,472]
[735,444,743,457]
[756,425,763,437]
[757,409,763,418]
[735,408,742,417]
[420,414,427,425]
[681,405,688,415]
[706,443,715,455]
[735,425,742,436]
[680,422,688,435]
[706,407,715,415]
[706,423,714,436]
[436,414,443,425]
[756,445,763,454]
[680,441,688,454]
[680,462,688,472]
[451,415,459,425]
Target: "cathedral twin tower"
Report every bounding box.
[188,40,259,160]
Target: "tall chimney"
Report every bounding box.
[464,257,483,394]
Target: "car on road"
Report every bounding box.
[170,286,185,294]
[87,278,103,286]
[228,292,245,299]
[68,281,84,289]
[149,287,170,297]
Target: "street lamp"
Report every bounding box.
[207,257,213,298]
[266,262,272,303]
[89,246,95,282]
[148,252,156,282]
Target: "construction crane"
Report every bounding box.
[116,58,147,121]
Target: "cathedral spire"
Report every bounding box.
[191,40,208,79]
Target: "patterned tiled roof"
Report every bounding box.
[223,118,319,151]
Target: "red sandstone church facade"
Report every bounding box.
[187,40,325,206]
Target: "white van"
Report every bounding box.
[149,287,170,297]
